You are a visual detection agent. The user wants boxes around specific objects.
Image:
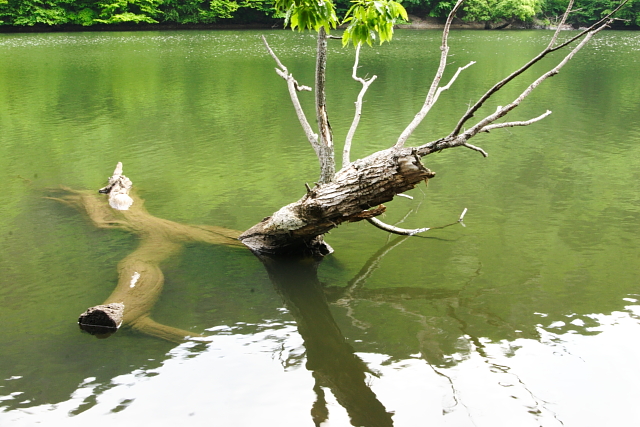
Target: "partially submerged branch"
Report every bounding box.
[366,208,467,236]
[99,162,133,210]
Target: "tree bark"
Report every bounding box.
[315,27,335,184]
[239,147,435,256]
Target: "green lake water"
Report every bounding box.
[0,28,639,426]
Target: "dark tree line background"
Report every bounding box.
[0,0,638,29]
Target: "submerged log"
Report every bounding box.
[49,163,244,342]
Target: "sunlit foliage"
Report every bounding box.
[0,0,637,27]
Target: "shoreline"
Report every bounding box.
[0,15,637,33]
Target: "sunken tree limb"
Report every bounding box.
[50,163,243,342]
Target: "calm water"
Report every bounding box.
[0,29,639,426]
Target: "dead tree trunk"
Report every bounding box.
[240,147,435,255]
[241,0,624,257]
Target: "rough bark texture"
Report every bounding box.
[315,27,335,184]
[239,147,435,255]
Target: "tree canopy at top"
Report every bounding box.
[0,0,638,27]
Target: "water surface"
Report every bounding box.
[0,29,639,426]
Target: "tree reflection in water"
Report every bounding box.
[46,178,585,427]
[261,255,394,427]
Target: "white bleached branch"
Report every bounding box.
[261,36,321,155]
[481,110,553,133]
[449,0,628,139]
[394,0,467,148]
[343,43,378,167]
[367,208,467,236]
[463,143,489,157]
[416,17,613,158]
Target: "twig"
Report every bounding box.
[343,43,378,167]
[481,110,552,132]
[463,143,488,157]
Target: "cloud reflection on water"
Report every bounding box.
[1,303,638,427]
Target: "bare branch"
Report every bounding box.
[550,0,629,52]
[262,35,288,71]
[547,0,574,49]
[395,0,466,148]
[481,110,552,132]
[449,1,628,138]
[343,43,378,167]
[416,18,613,157]
[463,28,601,137]
[261,36,321,155]
[367,208,467,236]
[463,143,488,157]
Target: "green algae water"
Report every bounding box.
[0,29,639,426]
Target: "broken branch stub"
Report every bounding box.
[78,303,124,338]
[99,161,133,210]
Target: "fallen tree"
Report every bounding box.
[239,0,628,256]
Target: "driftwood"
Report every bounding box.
[49,163,243,342]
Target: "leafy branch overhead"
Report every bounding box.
[342,0,408,46]
[274,0,407,46]
[275,0,339,31]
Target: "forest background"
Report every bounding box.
[0,0,638,30]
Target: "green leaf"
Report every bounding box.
[341,0,407,47]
